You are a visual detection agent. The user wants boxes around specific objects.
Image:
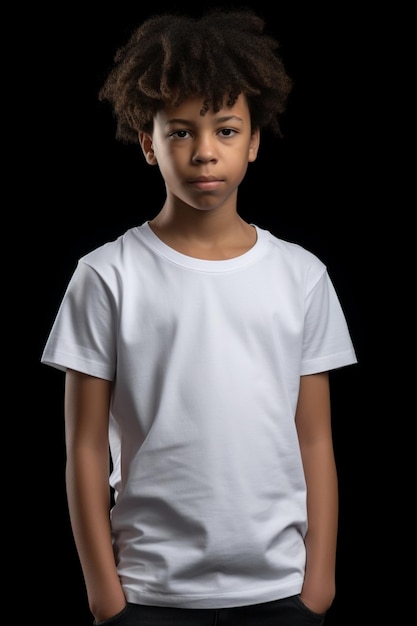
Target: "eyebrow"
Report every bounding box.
[165,115,244,125]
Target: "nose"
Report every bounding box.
[191,134,218,164]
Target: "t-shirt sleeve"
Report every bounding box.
[300,269,357,375]
[41,260,117,380]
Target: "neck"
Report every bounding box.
[148,202,256,260]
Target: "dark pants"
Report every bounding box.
[94,596,326,625]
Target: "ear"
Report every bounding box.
[248,127,260,163]
[139,131,158,165]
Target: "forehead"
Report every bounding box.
[155,93,250,124]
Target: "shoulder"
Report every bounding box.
[261,227,324,264]
[75,224,154,279]
[65,226,149,297]
[257,226,327,280]
[80,226,139,267]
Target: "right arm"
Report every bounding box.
[64,369,127,623]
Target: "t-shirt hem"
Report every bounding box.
[41,350,113,380]
[124,579,303,609]
[301,349,357,375]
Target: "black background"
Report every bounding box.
[27,1,382,623]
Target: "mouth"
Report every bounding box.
[187,176,224,191]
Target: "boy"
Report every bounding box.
[41,8,357,625]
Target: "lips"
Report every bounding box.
[189,175,221,182]
[188,176,223,190]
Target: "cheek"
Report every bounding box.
[156,155,182,183]
[159,147,188,172]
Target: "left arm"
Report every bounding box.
[295,371,338,614]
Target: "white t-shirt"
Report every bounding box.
[41,222,357,609]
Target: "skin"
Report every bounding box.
[295,371,338,614]
[64,94,337,622]
[139,94,260,259]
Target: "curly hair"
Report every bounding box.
[98,8,293,143]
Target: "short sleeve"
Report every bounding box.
[41,260,117,380]
[300,270,357,375]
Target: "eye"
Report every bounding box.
[170,130,190,139]
[218,128,237,137]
